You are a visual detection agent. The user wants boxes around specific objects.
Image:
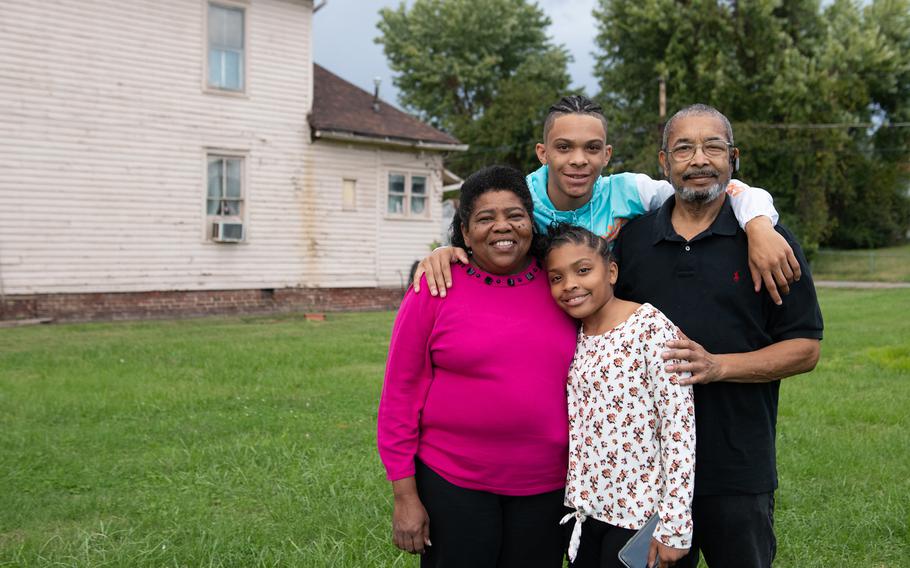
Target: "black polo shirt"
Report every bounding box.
[613,195,823,496]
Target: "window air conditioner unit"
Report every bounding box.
[212,221,244,242]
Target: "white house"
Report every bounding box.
[0,0,465,321]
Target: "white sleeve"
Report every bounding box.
[634,174,674,212]
[726,179,779,228]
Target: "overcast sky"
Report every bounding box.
[312,0,600,109]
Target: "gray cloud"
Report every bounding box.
[313,0,599,110]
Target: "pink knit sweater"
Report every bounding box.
[377,261,578,496]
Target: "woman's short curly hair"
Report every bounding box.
[449,165,544,260]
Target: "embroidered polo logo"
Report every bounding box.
[733,271,740,282]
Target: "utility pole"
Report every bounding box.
[657,75,667,175]
[658,75,667,141]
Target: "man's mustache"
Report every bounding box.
[682,168,719,181]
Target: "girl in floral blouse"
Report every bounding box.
[545,224,696,568]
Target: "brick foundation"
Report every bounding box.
[0,287,406,323]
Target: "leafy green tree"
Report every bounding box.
[447,49,572,174]
[593,0,910,251]
[376,0,572,174]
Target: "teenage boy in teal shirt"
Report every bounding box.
[414,95,800,303]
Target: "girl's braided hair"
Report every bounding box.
[543,223,613,264]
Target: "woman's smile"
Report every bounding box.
[462,190,533,275]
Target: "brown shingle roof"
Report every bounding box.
[310,64,463,148]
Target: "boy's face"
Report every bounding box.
[535,114,612,211]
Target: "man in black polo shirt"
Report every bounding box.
[613,104,823,568]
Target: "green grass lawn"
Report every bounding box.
[1,290,908,567]
[811,243,910,282]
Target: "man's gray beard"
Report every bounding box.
[677,181,725,203]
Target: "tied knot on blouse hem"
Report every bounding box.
[559,508,589,562]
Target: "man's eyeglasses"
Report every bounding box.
[667,141,734,162]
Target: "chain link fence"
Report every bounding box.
[811,248,910,282]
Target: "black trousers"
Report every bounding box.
[677,492,776,568]
[567,517,637,568]
[414,460,567,568]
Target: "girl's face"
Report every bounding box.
[546,242,618,321]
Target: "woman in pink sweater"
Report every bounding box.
[377,166,578,567]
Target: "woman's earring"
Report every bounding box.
[466,247,473,256]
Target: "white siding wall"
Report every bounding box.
[376,153,446,288]
[0,0,316,294]
[304,141,444,288]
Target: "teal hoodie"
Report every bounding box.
[525,165,777,241]
[525,165,670,240]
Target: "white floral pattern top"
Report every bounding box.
[564,303,695,551]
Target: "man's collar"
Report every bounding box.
[651,193,738,244]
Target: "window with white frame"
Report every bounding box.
[207,155,245,241]
[387,172,429,217]
[207,3,245,92]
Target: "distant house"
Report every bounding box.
[308,64,466,285]
[0,0,465,321]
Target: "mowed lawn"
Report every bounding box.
[1,289,908,567]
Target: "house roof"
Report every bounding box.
[310,64,465,151]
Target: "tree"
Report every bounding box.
[376,0,572,174]
[592,0,910,251]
